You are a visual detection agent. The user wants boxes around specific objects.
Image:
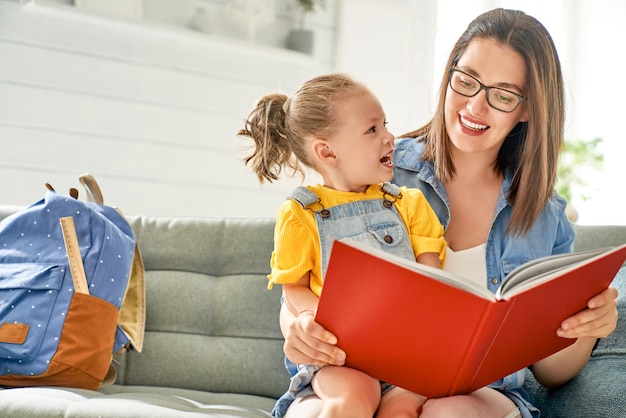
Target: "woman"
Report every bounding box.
[278,8,618,418]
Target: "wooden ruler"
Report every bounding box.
[60,216,90,295]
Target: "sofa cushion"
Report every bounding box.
[111,216,289,399]
[0,385,274,417]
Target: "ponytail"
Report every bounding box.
[238,94,305,183]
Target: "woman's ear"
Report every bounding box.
[518,106,529,123]
[312,139,337,166]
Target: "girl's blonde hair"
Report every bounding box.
[238,73,367,183]
[402,8,564,235]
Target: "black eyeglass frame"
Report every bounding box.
[448,68,528,113]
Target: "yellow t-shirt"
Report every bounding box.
[268,184,446,296]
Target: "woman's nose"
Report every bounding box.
[467,89,490,115]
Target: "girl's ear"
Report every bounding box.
[312,139,337,166]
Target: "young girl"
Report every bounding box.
[238,73,446,418]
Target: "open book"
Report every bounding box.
[315,239,626,398]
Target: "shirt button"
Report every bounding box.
[384,235,393,243]
[491,278,499,285]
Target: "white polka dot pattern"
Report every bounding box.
[0,190,136,378]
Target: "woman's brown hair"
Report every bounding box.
[401,8,564,235]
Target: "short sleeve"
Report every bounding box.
[398,187,447,264]
[267,200,317,291]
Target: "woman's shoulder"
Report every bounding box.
[549,189,569,210]
[539,189,569,222]
[393,136,427,171]
[394,136,425,152]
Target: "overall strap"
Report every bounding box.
[381,181,401,197]
[287,186,320,208]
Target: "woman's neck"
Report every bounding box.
[451,148,501,183]
[444,149,503,250]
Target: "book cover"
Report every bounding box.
[314,239,626,398]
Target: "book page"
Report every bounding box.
[497,247,610,299]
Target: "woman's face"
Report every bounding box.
[444,37,529,157]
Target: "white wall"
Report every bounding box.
[333,0,437,135]
[0,0,331,218]
[557,0,626,225]
[0,0,623,224]
[0,0,437,219]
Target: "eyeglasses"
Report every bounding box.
[448,68,527,113]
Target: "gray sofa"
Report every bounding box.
[0,207,623,417]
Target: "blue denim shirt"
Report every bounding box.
[392,137,576,294]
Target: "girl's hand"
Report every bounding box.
[280,305,346,367]
[557,286,618,339]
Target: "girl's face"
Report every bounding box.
[320,90,395,193]
[444,37,529,158]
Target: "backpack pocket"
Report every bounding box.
[0,263,63,361]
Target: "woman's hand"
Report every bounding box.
[280,304,346,367]
[557,286,618,339]
[533,286,618,387]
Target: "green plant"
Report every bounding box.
[556,137,604,203]
[293,0,324,28]
[294,0,322,13]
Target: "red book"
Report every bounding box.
[315,239,626,398]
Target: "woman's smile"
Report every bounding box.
[459,114,489,132]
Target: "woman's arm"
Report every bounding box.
[532,286,618,387]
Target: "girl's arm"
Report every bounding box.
[531,286,618,388]
[281,272,319,317]
[416,252,442,269]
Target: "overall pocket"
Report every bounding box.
[344,224,410,260]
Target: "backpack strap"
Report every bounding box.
[62,175,146,352]
[79,173,104,204]
[59,216,90,295]
[79,173,146,353]
[117,242,145,353]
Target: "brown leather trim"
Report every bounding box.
[0,323,29,344]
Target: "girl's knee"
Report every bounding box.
[313,367,380,416]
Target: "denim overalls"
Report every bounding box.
[272,182,416,417]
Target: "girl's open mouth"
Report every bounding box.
[380,153,393,167]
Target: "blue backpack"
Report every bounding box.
[0,174,145,389]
